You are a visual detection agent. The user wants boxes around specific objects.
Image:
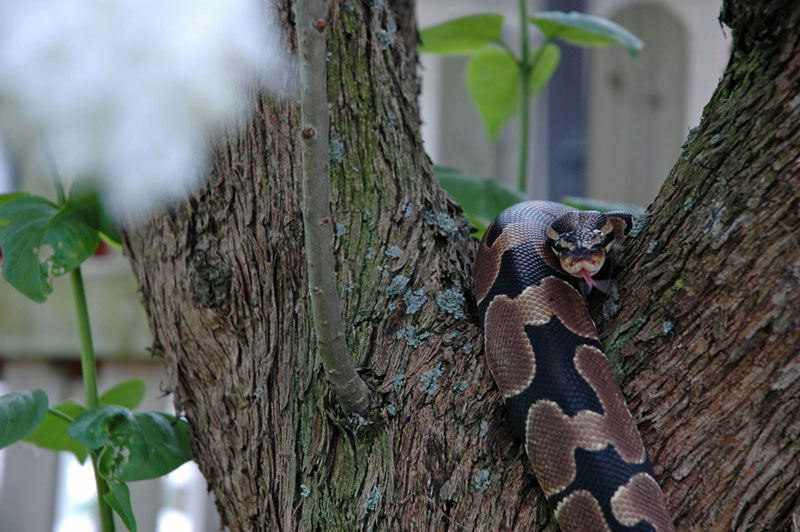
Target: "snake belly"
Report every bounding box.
[475,201,674,532]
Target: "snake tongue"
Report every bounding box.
[581,269,598,291]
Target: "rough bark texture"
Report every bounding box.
[123,1,555,530]
[120,0,799,531]
[593,1,800,530]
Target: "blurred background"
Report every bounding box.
[0,0,728,530]
[419,0,729,207]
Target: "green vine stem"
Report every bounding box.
[516,1,554,194]
[517,0,531,193]
[48,157,116,532]
[47,407,75,423]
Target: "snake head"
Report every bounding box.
[547,212,616,287]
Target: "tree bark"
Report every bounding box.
[593,1,800,529]
[121,0,799,531]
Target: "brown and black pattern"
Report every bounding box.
[475,201,674,532]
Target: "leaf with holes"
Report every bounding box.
[68,406,192,482]
[529,11,643,60]
[419,14,504,55]
[0,194,99,302]
[0,389,49,449]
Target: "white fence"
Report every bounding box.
[0,254,221,531]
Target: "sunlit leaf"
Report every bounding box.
[465,45,520,141]
[419,14,504,55]
[528,44,561,98]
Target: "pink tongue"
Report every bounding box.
[581,269,598,290]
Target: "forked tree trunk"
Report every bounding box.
[122,0,800,530]
[590,2,800,528]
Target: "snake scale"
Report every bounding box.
[475,201,674,532]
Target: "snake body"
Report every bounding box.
[475,201,674,532]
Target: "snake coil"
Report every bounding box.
[475,201,674,532]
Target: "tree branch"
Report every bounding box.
[296,0,371,413]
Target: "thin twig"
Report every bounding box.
[296,0,371,413]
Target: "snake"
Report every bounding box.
[475,201,674,532]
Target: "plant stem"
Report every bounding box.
[47,407,75,423]
[517,0,531,193]
[69,267,100,410]
[48,163,116,532]
[71,267,115,532]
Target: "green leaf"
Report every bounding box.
[0,390,49,448]
[0,191,29,209]
[0,195,100,302]
[99,379,146,410]
[465,44,559,141]
[68,406,192,482]
[465,45,520,141]
[560,195,645,216]
[105,481,137,532]
[66,183,122,246]
[528,44,561,98]
[529,11,643,59]
[419,14,504,55]
[23,401,90,463]
[434,165,527,239]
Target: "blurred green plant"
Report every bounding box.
[0,177,190,532]
[420,7,643,226]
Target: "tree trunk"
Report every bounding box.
[121,1,799,531]
[592,2,800,529]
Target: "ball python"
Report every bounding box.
[475,201,674,532]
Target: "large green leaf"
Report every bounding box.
[529,11,643,60]
[0,390,49,449]
[23,401,89,463]
[0,194,100,302]
[465,45,519,141]
[434,165,527,239]
[465,44,561,141]
[105,481,137,532]
[527,43,561,98]
[99,379,146,410]
[419,14,504,55]
[0,191,29,208]
[68,406,192,482]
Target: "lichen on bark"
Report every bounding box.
[120,0,800,530]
